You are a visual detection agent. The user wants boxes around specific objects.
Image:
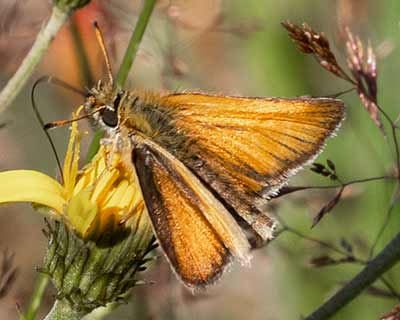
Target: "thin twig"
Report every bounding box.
[282,226,365,264]
[304,232,400,320]
[274,214,363,262]
[315,175,391,189]
[369,182,400,259]
[275,175,393,198]
[377,104,400,179]
[379,276,400,300]
[277,214,400,300]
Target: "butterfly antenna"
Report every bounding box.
[44,108,104,130]
[31,77,65,183]
[35,75,87,96]
[31,76,89,183]
[93,21,114,86]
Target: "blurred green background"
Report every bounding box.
[0,0,399,319]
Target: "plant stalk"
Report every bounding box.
[0,6,69,114]
[22,273,49,320]
[115,0,157,88]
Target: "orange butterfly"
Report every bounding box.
[81,24,345,288]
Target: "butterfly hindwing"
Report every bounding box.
[132,138,250,287]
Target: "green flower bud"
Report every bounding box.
[41,215,156,318]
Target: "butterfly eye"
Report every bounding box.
[101,108,118,127]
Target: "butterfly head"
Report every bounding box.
[84,81,124,132]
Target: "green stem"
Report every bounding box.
[22,273,50,320]
[0,6,69,114]
[44,299,87,320]
[85,130,103,163]
[70,15,94,86]
[86,0,156,159]
[304,232,400,320]
[115,0,157,88]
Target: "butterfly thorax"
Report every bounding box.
[84,81,188,154]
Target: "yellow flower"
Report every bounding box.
[0,108,155,313]
[0,106,145,240]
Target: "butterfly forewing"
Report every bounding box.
[155,94,345,239]
[133,139,251,287]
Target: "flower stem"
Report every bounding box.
[85,130,103,163]
[22,273,50,320]
[44,299,87,320]
[0,6,69,114]
[115,0,157,88]
[70,15,95,86]
[304,232,400,320]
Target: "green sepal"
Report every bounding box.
[41,214,155,315]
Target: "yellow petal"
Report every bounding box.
[90,168,119,204]
[63,105,85,195]
[67,189,98,238]
[0,170,66,214]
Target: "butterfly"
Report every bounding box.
[81,24,345,289]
